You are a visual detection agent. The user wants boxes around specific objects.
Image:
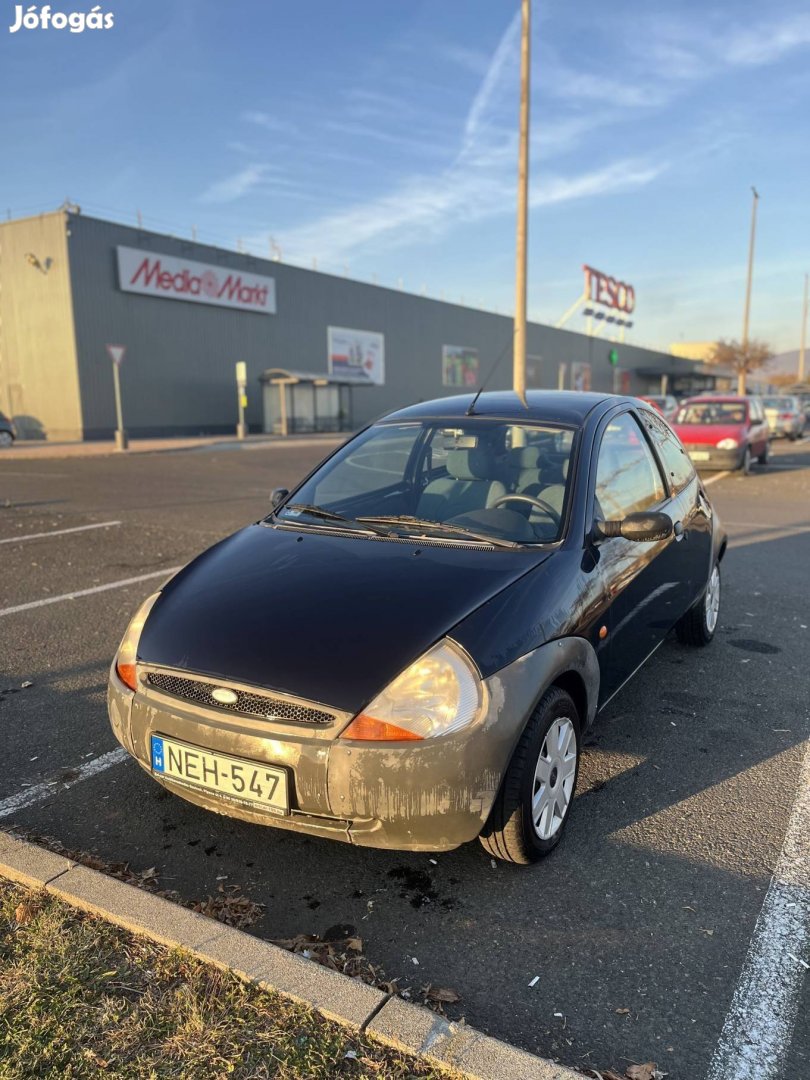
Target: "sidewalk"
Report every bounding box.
[0,432,344,462]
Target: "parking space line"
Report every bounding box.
[0,748,129,819]
[0,566,182,617]
[702,471,731,486]
[705,738,810,1080]
[0,520,121,545]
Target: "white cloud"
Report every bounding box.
[198,164,269,204]
[242,110,295,134]
[270,11,666,264]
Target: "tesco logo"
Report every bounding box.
[116,246,276,315]
[583,264,635,314]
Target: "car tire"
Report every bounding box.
[675,561,720,647]
[757,441,770,465]
[479,686,580,865]
[0,431,13,449]
[740,446,752,474]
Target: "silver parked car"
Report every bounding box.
[762,396,805,441]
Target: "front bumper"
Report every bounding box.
[683,445,744,470]
[107,646,566,852]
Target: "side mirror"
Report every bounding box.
[270,487,289,509]
[595,511,673,543]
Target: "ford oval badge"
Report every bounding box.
[211,687,238,706]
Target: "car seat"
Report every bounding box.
[416,447,506,521]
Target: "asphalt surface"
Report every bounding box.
[1,435,808,1080]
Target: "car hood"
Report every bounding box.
[672,423,746,445]
[137,523,551,714]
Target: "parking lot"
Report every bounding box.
[1,435,808,1080]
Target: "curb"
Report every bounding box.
[0,433,344,462]
[0,831,581,1080]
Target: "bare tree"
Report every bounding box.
[705,338,773,394]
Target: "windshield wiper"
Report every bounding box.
[356,514,519,549]
[276,503,393,537]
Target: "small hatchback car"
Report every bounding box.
[671,395,770,473]
[109,392,726,864]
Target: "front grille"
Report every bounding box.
[146,672,334,726]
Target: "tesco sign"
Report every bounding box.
[583,264,635,314]
[116,246,276,315]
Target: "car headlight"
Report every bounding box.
[717,438,739,450]
[115,592,161,691]
[341,638,483,742]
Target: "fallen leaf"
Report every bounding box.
[424,985,461,1004]
[625,1063,657,1080]
[14,899,40,925]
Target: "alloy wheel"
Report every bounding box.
[531,716,577,840]
[0,432,12,448]
[705,565,721,634]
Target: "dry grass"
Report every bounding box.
[0,880,458,1080]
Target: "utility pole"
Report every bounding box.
[512,0,531,402]
[739,186,759,395]
[799,273,808,384]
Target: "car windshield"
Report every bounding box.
[675,402,746,425]
[274,419,576,545]
[763,396,795,410]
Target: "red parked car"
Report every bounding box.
[671,395,770,474]
[639,394,678,421]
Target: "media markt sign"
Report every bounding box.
[116,246,276,315]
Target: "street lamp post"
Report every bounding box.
[512,0,531,401]
[739,186,759,396]
[799,273,808,385]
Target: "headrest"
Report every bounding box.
[508,447,542,470]
[446,447,495,481]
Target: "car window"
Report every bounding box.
[638,408,696,495]
[595,412,666,521]
[310,424,423,502]
[279,419,576,544]
[675,402,747,424]
[749,399,762,422]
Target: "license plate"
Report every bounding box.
[150,735,289,816]
[690,451,710,461]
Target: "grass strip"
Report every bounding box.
[0,880,458,1080]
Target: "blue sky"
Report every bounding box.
[2,0,809,352]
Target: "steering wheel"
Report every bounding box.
[491,493,561,526]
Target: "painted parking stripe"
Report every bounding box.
[0,748,129,819]
[0,520,121,545]
[705,739,810,1080]
[0,566,182,618]
[702,471,731,487]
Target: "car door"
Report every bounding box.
[748,398,768,455]
[637,406,712,609]
[591,410,685,702]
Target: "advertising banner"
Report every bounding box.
[117,246,276,314]
[327,326,385,385]
[442,345,479,388]
[572,362,592,392]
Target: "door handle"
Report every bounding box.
[673,520,685,541]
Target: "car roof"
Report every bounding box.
[382,390,622,426]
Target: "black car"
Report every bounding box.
[0,411,15,448]
[109,391,726,865]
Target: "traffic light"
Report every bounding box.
[608,349,619,367]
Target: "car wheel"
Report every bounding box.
[740,446,751,474]
[0,431,13,448]
[757,441,770,465]
[676,562,720,647]
[480,686,580,865]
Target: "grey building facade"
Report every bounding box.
[0,209,706,441]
